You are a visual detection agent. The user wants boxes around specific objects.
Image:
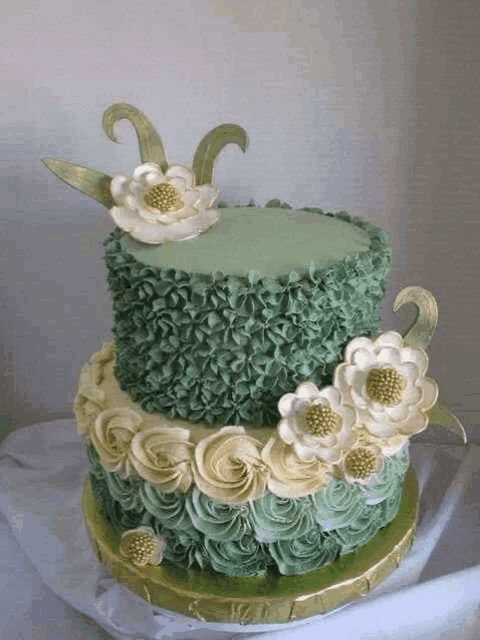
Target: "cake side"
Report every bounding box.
[105,207,391,427]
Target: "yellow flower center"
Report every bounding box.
[303,404,342,437]
[144,182,184,212]
[344,448,378,478]
[366,367,406,405]
[127,533,156,564]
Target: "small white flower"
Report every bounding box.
[334,331,438,439]
[119,526,167,567]
[337,439,384,486]
[277,381,357,463]
[109,163,220,244]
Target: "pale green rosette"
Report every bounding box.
[311,477,366,531]
[362,446,409,505]
[328,503,384,555]
[160,527,207,570]
[269,527,341,575]
[140,483,195,533]
[251,492,316,543]
[104,470,144,512]
[185,487,253,541]
[204,536,269,576]
[374,487,403,528]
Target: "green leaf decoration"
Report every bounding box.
[393,286,438,349]
[428,400,468,444]
[102,103,168,171]
[42,158,115,209]
[192,124,249,186]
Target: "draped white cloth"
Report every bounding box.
[1,419,479,640]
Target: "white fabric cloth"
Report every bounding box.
[0,419,479,640]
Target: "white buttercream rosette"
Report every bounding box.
[277,382,356,463]
[73,384,106,434]
[334,331,438,439]
[262,435,332,498]
[90,407,143,476]
[193,426,270,504]
[109,163,220,244]
[129,426,194,492]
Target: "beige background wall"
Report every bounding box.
[2,0,478,440]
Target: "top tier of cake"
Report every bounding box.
[105,205,391,428]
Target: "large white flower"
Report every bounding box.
[193,426,270,504]
[334,331,438,439]
[262,435,332,498]
[277,382,356,463]
[90,407,143,476]
[109,163,220,244]
[129,426,194,492]
[119,526,167,567]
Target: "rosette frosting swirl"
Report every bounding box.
[193,426,270,503]
[269,527,341,575]
[362,445,409,505]
[129,426,194,492]
[311,477,366,531]
[90,408,143,476]
[105,470,144,512]
[204,536,269,576]
[328,503,384,555]
[140,483,195,532]
[185,487,253,541]
[251,492,316,543]
[262,435,332,498]
[74,385,106,435]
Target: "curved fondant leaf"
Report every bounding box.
[192,124,249,186]
[102,103,168,171]
[393,286,438,349]
[42,158,115,209]
[428,401,467,444]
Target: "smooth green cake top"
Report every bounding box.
[120,207,372,277]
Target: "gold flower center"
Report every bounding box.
[303,404,342,437]
[144,182,184,212]
[127,534,156,563]
[344,448,378,478]
[366,367,406,405]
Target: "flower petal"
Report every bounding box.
[420,377,439,411]
[166,165,195,189]
[133,163,164,186]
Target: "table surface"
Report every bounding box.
[1,419,479,640]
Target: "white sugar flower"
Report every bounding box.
[119,526,167,567]
[277,382,357,463]
[109,163,220,244]
[334,331,438,439]
[337,438,384,486]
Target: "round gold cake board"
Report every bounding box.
[82,467,418,625]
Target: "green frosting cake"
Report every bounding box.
[105,204,391,427]
[46,105,444,584]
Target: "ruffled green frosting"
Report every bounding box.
[185,487,253,541]
[251,493,315,543]
[269,527,341,575]
[87,444,409,576]
[140,482,195,533]
[104,207,390,427]
[204,536,269,577]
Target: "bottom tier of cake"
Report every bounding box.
[82,464,418,623]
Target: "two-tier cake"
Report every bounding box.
[44,104,464,623]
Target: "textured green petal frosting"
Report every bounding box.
[204,536,269,577]
[87,444,409,576]
[140,483,195,533]
[104,207,391,427]
[251,493,316,543]
[269,527,341,575]
[185,487,254,541]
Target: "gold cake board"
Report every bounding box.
[82,467,418,625]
